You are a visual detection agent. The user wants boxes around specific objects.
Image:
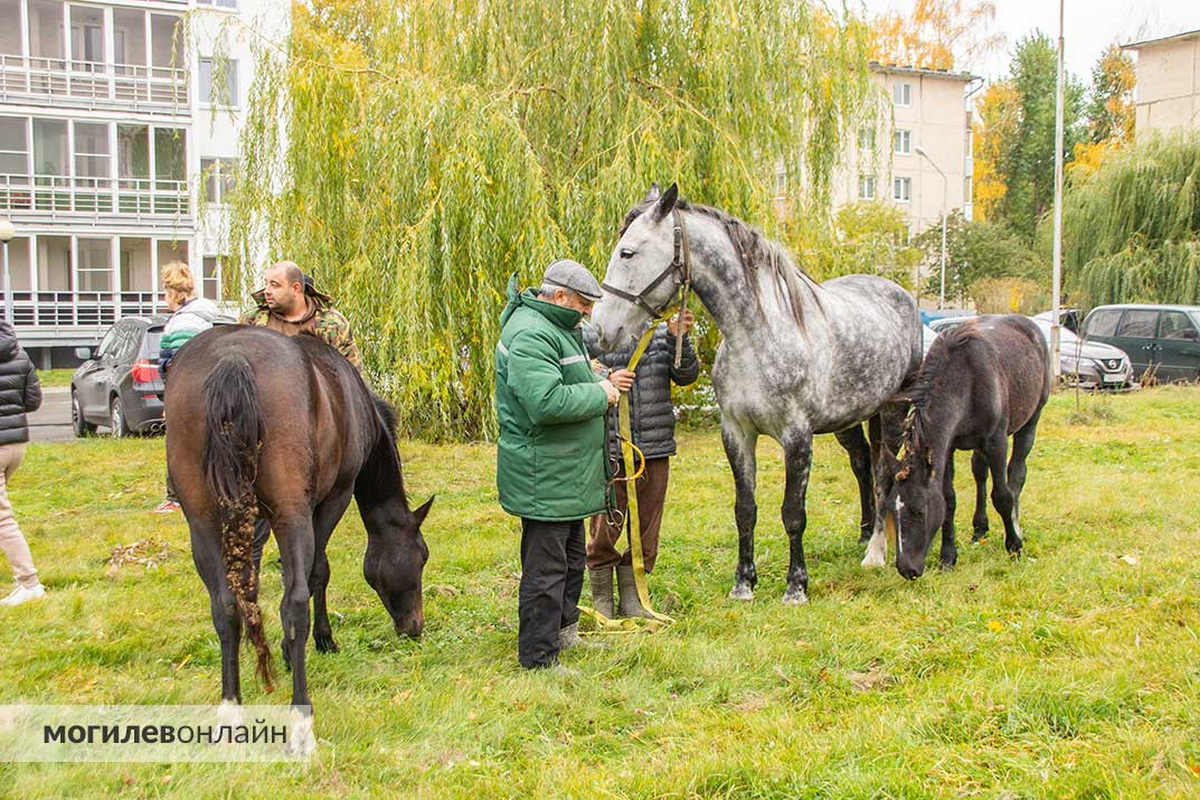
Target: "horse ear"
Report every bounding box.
[644,183,662,202]
[654,183,679,221]
[413,495,435,526]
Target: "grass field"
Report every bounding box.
[1,387,1198,798]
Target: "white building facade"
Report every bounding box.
[0,0,286,365]
[832,64,978,239]
[1123,29,1200,136]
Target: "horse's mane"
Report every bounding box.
[356,391,411,511]
[901,324,981,465]
[620,197,823,328]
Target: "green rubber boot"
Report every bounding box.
[588,567,615,618]
[616,565,655,619]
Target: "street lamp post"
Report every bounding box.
[915,146,948,308]
[0,219,14,325]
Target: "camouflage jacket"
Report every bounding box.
[241,288,363,371]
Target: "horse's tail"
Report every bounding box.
[202,352,273,692]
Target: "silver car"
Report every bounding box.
[1029,317,1136,390]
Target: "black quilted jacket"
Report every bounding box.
[0,322,41,446]
[584,323,700,461]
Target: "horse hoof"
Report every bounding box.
[216,700,243,730]
[728,584,754,601]
[287,708,316,757]
[939,560,956,572]
[314,634,339,654]
[861,551,886,569]
[781,588,808,605]
[971,531,988,544]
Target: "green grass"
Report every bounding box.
[37,369,76,389]
[2,387,1200,798]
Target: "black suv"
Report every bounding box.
[71,316,167,437]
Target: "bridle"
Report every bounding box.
[600,207,693,330]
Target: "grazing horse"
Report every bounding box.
[165,325,433,753]
[881,315,1049,579]
[591,184,922,604]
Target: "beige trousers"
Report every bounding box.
[0,443,37,588]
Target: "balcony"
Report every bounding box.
[10,290,169,347]
[0,55,189,115]
[0,173,189,223]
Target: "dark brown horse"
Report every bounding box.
[882,315,1049,579]
[165,325,432,753]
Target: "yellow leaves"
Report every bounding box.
[987,619,1005,632]
[869,0,1000,71]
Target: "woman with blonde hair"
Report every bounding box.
[153,262,221,512]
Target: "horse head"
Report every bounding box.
[592,183,687,351]
[363,495,434,638]
[881,443,944,580]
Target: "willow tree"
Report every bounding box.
[227,0,876,440]
[1061,133,1200,306]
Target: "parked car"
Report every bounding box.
[921,325,938,356]
[928,314,978,334]
[1033,308,1080,334]
[71,316,167,437]
[1029,316,1135,390]
[1080,304,1200,383]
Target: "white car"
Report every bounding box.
[1028,317,1136,391]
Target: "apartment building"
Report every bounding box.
[833,64,979,237]
[1122,29,1200,135]
[0,0,287,366]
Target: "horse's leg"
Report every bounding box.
[1006,408,1043,548]
[310,489,353,654]
[721,418,758,601]
[939,454,958,570]
[188,520,242,705]
[863,406,904,569]
[833,424,873,545]
[781,427,814,605]
[970,449,989,542]
[273,514,317,755]
[983,434,1021,556]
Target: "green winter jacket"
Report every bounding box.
[495,275,610,521]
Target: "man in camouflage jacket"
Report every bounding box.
[240,260,362,569]
[240,260,362,371]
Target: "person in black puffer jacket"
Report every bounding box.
[582,310,699,619]
[0,321,45,606]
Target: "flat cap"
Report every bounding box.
[542,258,603,302]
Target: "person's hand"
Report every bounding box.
[608,368,636,392]
[667,309,695,337]
[599,379,620,405]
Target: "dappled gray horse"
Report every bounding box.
[592,185,922,604]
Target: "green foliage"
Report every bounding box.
[912,211,1045,305]
[818,201,921,286]
[1061,132,1200,306]
[997,33,1086,240]
[227,0,879,440]
[7,388,1200,796]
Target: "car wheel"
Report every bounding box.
[109,394,131,438]
[71,390,97,437]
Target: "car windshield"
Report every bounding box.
[1032,318,1079,345]
[141,329,163,358]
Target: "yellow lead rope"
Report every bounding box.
[579,321,675,632]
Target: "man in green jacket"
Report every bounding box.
[495,259,634,670]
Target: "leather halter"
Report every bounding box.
[600,207,693,321]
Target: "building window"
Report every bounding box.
[893,129,912,155]
[0,117,28,176]
[857,127,876,152]
[893,177,912,203]
[964,177,973,204]
[858,175,876,201]
[198,57,239,107]
[197,0,238,7]
[894,82,912,107]
[200,157,238,204]
[203,256,224,300]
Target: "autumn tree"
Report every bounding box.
[870,0,1003,71]
[227,0,878,440]
[971,80,1020,222]
[1087,44,1135,145]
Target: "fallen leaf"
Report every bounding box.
[1118,554,1138,566]
[847,669,892,692]
[987,620,1005,632]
